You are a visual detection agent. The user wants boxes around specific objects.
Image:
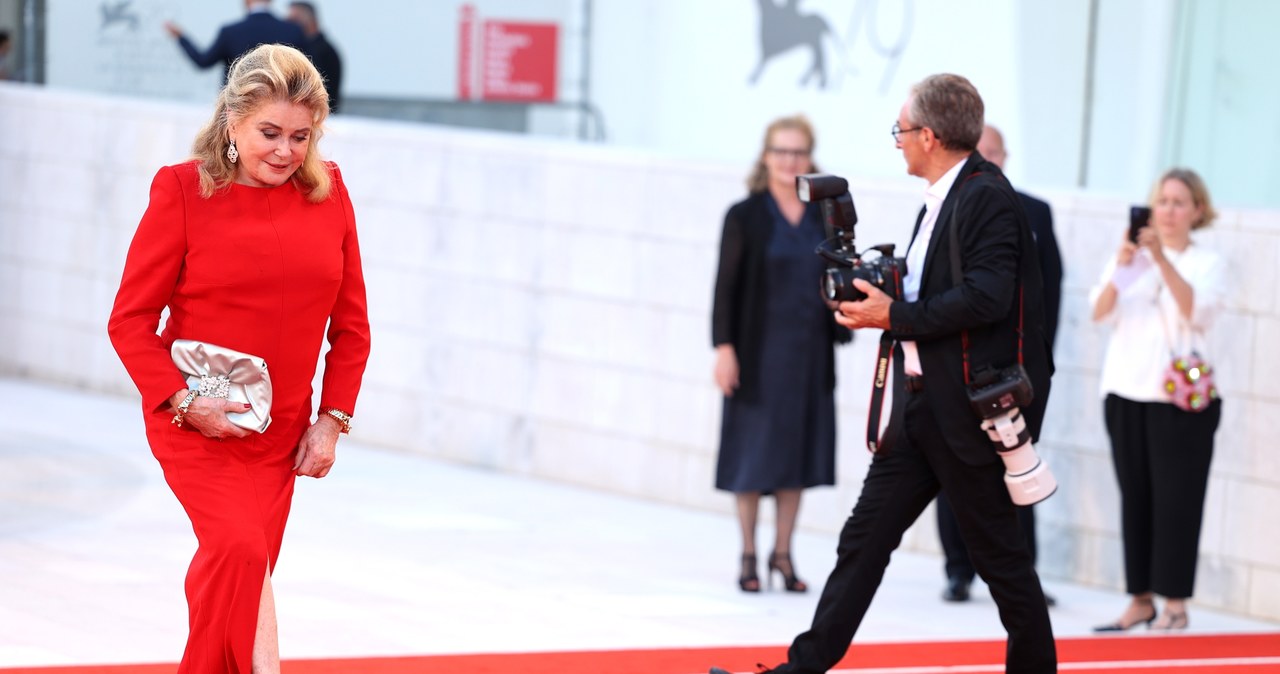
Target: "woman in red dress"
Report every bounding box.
[107,44,370,674]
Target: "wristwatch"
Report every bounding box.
[320,407,352,434]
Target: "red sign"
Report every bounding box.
[457,6,559,103]
[481,21,558,102]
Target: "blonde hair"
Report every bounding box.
[191,44,332,202]
[746,114,820,193]
[1151,168,1218,230]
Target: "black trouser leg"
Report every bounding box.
[1105,394,1154,594]
[939,496,1038,583]
[779,398,940,674]
[1106,395,1220,598]
[918,397,1057,673]
[937,494,975,581]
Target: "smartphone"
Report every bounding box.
[1128,206,1151,243]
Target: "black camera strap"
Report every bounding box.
[865,331,894,453]
[947,172,1026,386]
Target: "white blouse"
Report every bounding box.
[1089,243,1227,402]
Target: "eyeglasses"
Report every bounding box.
[767,147,811,159]
[891,122,925,142]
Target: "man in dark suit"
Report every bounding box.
[165,1,309,84]
[711,73,1057,674]
[287,2,343,113]
[937,123,1064,605]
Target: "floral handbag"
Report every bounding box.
[1164,352,1217,412]
[1159,303,1218,413]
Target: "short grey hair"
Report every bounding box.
[908,74,984,152]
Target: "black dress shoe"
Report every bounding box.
[710,666,778,674]
[1044,591,1057,607]
[942,576,971,602]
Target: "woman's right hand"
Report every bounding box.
[714,344,740,397]
[1116,236,1138,267]
[170,390,253,440]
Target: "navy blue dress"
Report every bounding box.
[716,194,837,493]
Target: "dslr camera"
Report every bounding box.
[797,173,907,303]
[967,364,1057,506]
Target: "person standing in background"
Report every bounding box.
[288,2,343,113]
[1090,168,1225,632]
[0,30,14,81]
[165,0,309,84]
[935,123,1063,605]
[711,114,851,594]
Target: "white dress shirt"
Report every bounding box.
[1090,243,1227,402]
[900,157,968,376]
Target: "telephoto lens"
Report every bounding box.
[980,409,1057,506]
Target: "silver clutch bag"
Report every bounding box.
[170,339,273,433]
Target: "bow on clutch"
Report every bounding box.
[170,339,273,433]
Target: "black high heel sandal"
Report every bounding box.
[1093,605,1157,632]
[768,551,807,593]
[738,553,760,593]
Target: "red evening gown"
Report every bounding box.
[108,160,371,673]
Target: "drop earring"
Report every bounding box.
[227,139,239,164]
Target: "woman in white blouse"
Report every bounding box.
[1090,168,1226,633]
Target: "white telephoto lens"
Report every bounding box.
[1001,443,1057,506]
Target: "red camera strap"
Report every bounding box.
[949,171,1026,386]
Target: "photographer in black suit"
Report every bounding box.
[288,2,343,113]
[711,73,1056,674]
[936,123,1063,605]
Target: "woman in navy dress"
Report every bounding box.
[712,115,850,592]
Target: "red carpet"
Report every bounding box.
[2,633,1277,673]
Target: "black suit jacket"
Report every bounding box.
[307,32,343,113]
[1018,191,1062,349]
[888,154,1053,466]
[177,12,309,83]
[712,191,851,403]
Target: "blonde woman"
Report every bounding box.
[108,44,370,673]
[1091,168,1226,632]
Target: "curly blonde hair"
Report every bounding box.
[190,44,331,202]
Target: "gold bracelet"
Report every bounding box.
[171,390,198,427]
[320,407,352,434]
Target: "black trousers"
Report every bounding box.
[938,493,1037,582]
[1103,394,1220,598]
[777,388,1056,674]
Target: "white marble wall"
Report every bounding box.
[2,83,1278,620]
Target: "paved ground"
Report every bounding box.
[1,378,1274,667]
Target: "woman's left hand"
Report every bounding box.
[293,415,342,478]
[1136,226,1164,263]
